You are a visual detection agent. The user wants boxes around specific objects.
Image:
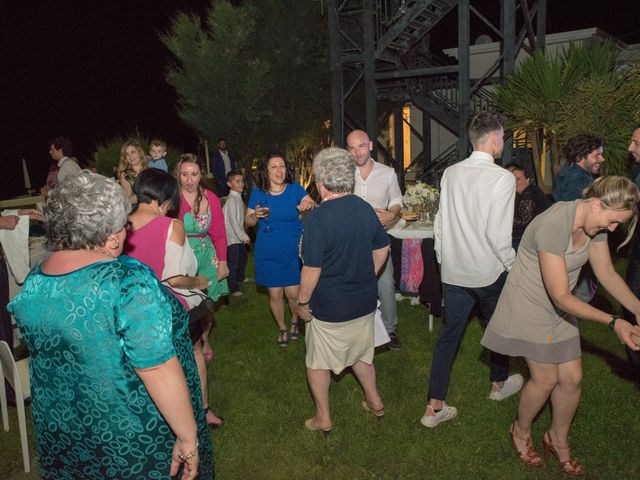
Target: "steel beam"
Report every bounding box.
[501,0,516,76]
[362,0,377,145]
[457,0,470,159]
[328,0,344,146]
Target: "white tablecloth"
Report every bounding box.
[387,219,434,240]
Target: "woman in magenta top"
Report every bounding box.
[125,168,225,427]
[176,154,229,362]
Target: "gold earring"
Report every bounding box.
[108,236,119,250]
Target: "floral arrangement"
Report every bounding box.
[403,182,439,208]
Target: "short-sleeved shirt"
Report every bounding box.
[301,195,389,322]
[353,161,403,212]
[7,256,213,478]
[248,183,307,287]
[482,201,606,363]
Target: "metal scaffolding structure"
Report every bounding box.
[327,0,547,186]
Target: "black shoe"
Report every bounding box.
[388,332,401,350]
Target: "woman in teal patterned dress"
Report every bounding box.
[176,154,229,368]
[8,172,213,479]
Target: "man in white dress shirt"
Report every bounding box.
[347,129,403,349]
[420,111,523,428]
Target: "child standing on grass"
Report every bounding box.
[148,139,169,172]
[223,169,250,298]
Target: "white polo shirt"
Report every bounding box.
[434,151,516,288]
[354,160,403,211]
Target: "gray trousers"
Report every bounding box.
[378,256,398,334]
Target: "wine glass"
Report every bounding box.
[260,198,272,233]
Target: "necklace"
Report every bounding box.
[322,192,350,202]
[270,185,285,194]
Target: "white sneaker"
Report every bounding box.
[489,374,524,401]
[420,404,458,428]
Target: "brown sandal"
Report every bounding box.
[543,431,583,477]
[509,422,543,467]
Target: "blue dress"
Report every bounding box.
[8,256,213,479]
[248,183,307,287]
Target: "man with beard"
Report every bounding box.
[553,133,605,202]
[553,134,606,303]
[346,129,403,350]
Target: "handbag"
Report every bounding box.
[161,275,216,315]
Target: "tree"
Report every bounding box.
[162,0,330,178]
[496,41,640,184]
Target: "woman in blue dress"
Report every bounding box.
[245,153,316,347]
[8,172,212,479]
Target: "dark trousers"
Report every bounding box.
[623,231,640,373]
[427,272,510,401]
[227,243,248,293]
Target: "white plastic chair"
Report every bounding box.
[0,340,31,472]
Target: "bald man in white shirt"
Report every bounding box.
[347,130,403,350]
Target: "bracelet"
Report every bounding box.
[178,440,199,462]
[609,314,622,330]
[296,299,311,307]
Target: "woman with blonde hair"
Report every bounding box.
[482,176,640,477]
[118,139,148,204]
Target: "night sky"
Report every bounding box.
[2,0,639,199]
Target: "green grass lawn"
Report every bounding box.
[2,254,640,479]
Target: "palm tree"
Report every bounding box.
[496,41,640,184]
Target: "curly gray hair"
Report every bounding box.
[313,147,355,193]
[44,171,131,251]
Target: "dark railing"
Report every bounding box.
[419,142,458,186]
[413,74,495,114]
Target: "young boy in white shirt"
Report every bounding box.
[222,170,250,297]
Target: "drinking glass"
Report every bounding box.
[260,198,272,232]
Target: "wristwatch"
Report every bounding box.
[609,314,622,330]
[296,299,311,307]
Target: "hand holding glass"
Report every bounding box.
[257,199,272,232]
[255,204,271,219]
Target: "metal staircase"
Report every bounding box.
[421,143,457,185]
[327,0,547,187]
[376,0,457,55]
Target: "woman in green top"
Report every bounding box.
[9,171,212,479]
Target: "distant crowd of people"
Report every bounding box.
[4,118,640,479]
